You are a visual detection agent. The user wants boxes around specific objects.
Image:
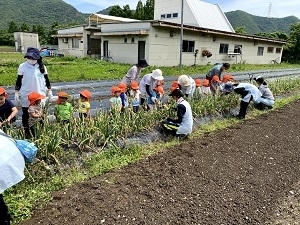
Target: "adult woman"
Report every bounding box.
[14,47,52,138]
[0,130,26,225]
[177,75,196,98]
[206,63,230,94]
[139,69,164,106]
[254,76,275,109]
[121,59,149,86]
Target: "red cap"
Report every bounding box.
[28,92,45,106]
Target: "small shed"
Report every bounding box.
[14,32,40,53]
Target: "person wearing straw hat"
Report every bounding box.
[139,69,164,108]
[129,81,141,113]
[161,89,193,139]
[121,59,149,86]
[15,47,52,138]
[54,92,73,124]
[0,129,26,225]
[28,92,46,138]
[0,87,18,129]
[253,76,275,109]
[177,75,196,98]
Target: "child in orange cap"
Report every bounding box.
[211,75,221,95]
[129,81,140,113]
[118,82,128,113]
[78,90,91,119]
[0,87,18,129]
[28,92,45,138]
[154,85,164,105]
[110,86,122,113]
[201,79,211,96]
[54,92,73,124]
[194,78,203,97]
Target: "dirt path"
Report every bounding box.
[20,100,300,225]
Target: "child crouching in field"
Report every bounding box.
[78,90,91,120]
[54,92,73,124]
[130,81,140,113]
[118,82,129,113]
[110,86,122,114]
[28,92,45,138]
[194,79,203,97]
[201,79,211,96]
[0,87,18,129]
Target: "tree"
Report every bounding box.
[234,26,247,34]
[109,5,123,17]
[47,22,60,45]
[144,0,154,20]
[285,22,300,63]
[122,5,133,18]
[8,21,19,33]
[20,23,30,32]
[134,0,144,20]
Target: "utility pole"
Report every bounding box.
[267,2,272,18]
[179,0,184,72]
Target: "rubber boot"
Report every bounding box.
[236,100,249,119]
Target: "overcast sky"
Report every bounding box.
[63,0,300,19]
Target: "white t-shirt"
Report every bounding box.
[18,61,48,107]
[0,130,25,193]
[139,74,159,96]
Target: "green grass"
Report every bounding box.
[1,53,300,86]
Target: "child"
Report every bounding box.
[194,78,203,97]
[130,81,141,113]
[147,89,158,111]
[78,90,91,119]
[54,92,73,124]
[220,74,235,95]
[110,86,122,113]
[118,82,129,113]
[28,92,45,138]
[210,75,221,95]
[201,79,211,96]
[0,87,18,128]
[154,85,164,107]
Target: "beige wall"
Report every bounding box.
[14,32,40,52]
[147,27,283,66]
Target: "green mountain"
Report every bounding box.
[225,10,300,34]
[0,0,86,30]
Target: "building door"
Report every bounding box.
[138,41,146,61]
[103,40,108,57]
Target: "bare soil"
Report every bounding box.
[20,100,300,225]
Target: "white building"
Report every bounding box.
[14,32,40,53]
[53,0,285,66]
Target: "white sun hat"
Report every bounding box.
[151,69,164,80]
[178,75,191,86]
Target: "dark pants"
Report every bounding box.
[22,107,31,139]
[132,106,139,113]
[237,100,250,119]
[0,194,10,225]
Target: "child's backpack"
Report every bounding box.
[0,132,38,163]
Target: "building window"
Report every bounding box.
[124,37,127,43]
[72,38,79,48]
[257,47,264,56]
[234,44,242,54]
[267,47,274,53]
[276,48,282,53]
[173,13,178,18]
[219,43,229,54]
[167,14,172,18]
[131,37,135,43]
[160,14,165,19]
[182,40,195,52]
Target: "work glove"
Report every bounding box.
[14,92,21,106]
[151,96,157,102]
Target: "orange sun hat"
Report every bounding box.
[0,87,7,96]
[222,74,234,83]
[130,81,139,90]
[202,79,210,87]
[111,86,122,95]
[154,85,164,95]
[195,79,202,87]
[211,75,221,83]
[57,91,71,104]
[28,92,45,106]
[118,82,127,92]
[80,90,91,100]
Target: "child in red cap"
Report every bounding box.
[129,81,140,113]
[54,92,73,124]
[78,90,91,119]
[28,92,45,138]
[0,87,18,129]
